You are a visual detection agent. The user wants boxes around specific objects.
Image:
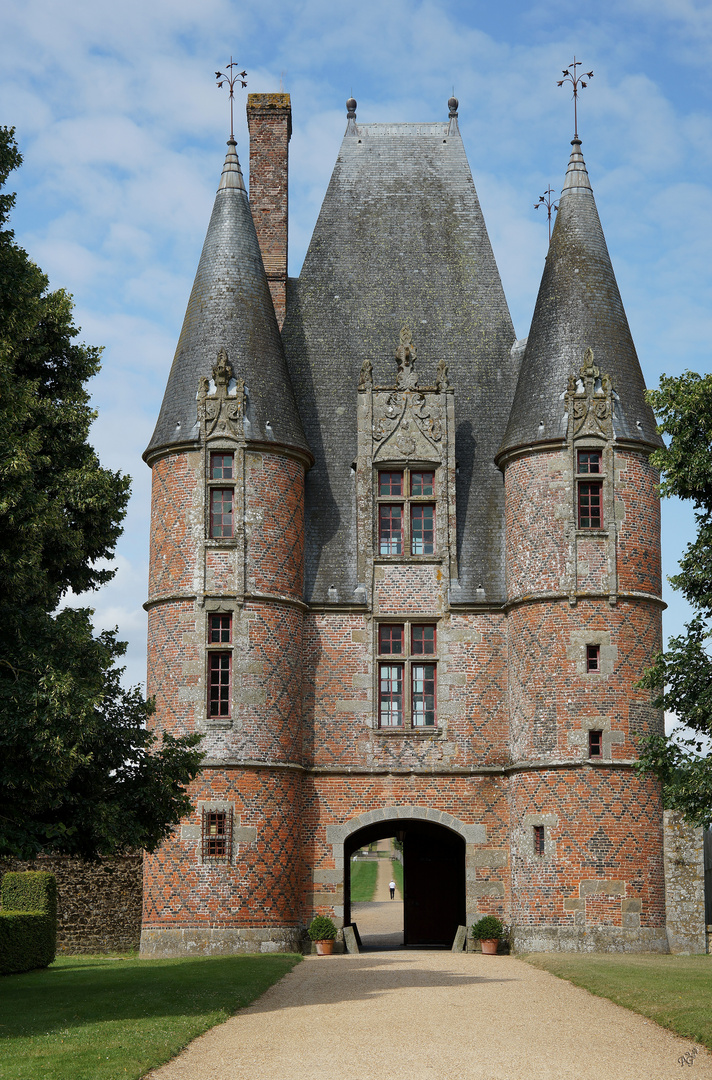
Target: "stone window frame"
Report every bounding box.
[205,441,238,544]
[566,630,617,678]
[572,439,612,536]
[567,715,624,762]
[375,617,440,731]
[204,601,236,728]
[586,643,601,673]
[375,465,438,559]
[201,807,233,861]
[522,812,558,862]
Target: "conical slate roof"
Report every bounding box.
[145,139,309,460]
[282,103,518,604]
[498,138,661,460]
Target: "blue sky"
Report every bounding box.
[1,0,709,693]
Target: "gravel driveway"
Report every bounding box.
[146,949,710,1080]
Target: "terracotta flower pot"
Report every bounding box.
[479,938,499,954]
[315,939,335,955]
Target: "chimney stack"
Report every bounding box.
[246,93,291,328]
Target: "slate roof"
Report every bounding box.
[281,109,519,605]
[145,139,309,461]
[499,139,662,459]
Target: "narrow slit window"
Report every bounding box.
[210,488,234,538]
[533,825,545,856]
[588,730,603,758]
[209,613,232,643]
[578,481,602,529]
[208,652,231,717]
[586,644,601,673]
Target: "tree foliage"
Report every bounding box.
[0,127,203,859]
[637,372,712,827]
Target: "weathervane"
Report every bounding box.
[215,57,248,140]
[557,56,593,139]
[535,185,558,243]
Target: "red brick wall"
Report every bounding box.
[149,451,199,597]
[616,449,661,595]
[247,93,291,327]
[246,452,304,600]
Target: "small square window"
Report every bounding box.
[209,614,232,643]
[411,471,434,496]
[578,481,602,529]
[379,471,403,496]
[586,644,600,673]
[210,488,234,538]
[577,450,601,474]
[411,624,436,654]
[533,825,545,855]
[210,452,234,479]
[201,809,233,860]
[379,624,404,654]
[589,730,603,758]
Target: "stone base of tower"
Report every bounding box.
[513,924,669,954]
[139,925,303,958]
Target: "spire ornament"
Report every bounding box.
[535,185,558,243]
[216,57,248,140]
[557,56,593,140]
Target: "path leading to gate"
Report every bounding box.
[146,951,710,1080]
[351,852,404,949]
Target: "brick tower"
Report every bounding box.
[496,138,666,949]
[141,99,668,955]
[141,132,312,954]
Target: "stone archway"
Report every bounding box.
[329,805,485,947]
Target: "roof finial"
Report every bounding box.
[448,95,459,118]
[557,55,593,140]
[346,96,357,119]
[215,57,248,141]
[535,185,559,243]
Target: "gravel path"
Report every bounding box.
[146,950,710,1080]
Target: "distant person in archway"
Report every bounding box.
[389,878,396,899]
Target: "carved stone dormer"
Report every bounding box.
[355,328,458,590]
[565,348,614,441]
[198,348,245,440]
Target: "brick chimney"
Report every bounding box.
[246,93,291,328]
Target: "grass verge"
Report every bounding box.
[391,858,404,899]
[0,951,300,1080]
[523,952,712,1050]
[350,858,378,901]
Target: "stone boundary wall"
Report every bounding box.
[663,810,707,954]
[0,854,142,953]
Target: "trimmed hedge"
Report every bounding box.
[0,871,57,974]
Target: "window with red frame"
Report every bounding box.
[586,644,600,673]
[377,622,437,727]
[201,808,233,860]
[209,613,232,643]
[533,825,545,855]
[210,488,233,538]
[588,730,603,758]
[208,651,231,717]
[210,452,234,479]
[577,450,601,474]
[377,468,436,557]
[578,481,602,529]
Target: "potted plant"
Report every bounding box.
[470,915,503,954]
[308,915,338,955]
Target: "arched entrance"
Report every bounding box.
[344,817,466,947]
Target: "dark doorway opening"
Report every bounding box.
[344,818,466,948]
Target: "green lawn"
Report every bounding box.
[524,953,712,1049]
[350,858,378,901]
[0,951,300,1080]
[391,858,404,898]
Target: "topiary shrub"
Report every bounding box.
[0,871,57,974]
[307,915,337,941]
[470,915,503,941]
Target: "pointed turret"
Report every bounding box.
[498,139,661,460]
[145,139,309,461]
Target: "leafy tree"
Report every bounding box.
[0,127,203,860]
[637,371,712,828]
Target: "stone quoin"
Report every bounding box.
[141,92,671,956]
